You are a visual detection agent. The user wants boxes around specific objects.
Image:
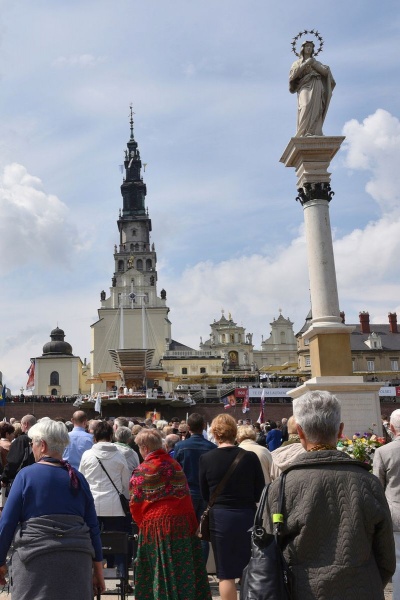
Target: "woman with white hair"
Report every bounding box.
[263,390,395,600]
[0,418,105,599]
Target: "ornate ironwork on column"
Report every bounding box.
[296,182,335,205]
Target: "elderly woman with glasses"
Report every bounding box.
[0,418,105,599]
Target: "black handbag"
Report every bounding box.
[96,457,131,517]
[240,473,291,600]
[197,449,246,542]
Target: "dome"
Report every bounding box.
[50,327,65,338]
[42,326,73,356]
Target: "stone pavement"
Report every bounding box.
[0,578,393,598]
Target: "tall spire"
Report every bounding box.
[129,103,135,141]
[120,106,146,217]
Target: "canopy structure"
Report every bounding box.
[109,348,155,384]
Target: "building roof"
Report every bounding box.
[350,325,400,352]
[168,339,196,352]
[296,310,400,352]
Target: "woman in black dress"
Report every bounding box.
[199,414,264,600]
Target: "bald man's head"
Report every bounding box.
[72,411,88,426]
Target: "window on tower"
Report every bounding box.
[118,260,124,272]
[132,229,137,236]
[137,259,143,270]
[146,259,152,270]
[50,371,59,386]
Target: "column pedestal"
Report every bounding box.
[287,377,383,437]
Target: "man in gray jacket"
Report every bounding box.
[373,408,400,600]
[264,390,395,600]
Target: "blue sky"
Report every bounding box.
[0,0,399,392]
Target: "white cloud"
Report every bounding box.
[52,54,105,68]
[163,233,310,348]
[342,109,400,213]
[0,163,80,273]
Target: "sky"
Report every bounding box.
[0,0,399,393]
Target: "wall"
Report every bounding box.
[1,401,293,424]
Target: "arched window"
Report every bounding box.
[230,334,234,343]
[130,244,134,251]
[50,371,59,386]
[146,259,152,271]
[280,331,286,343]
[118,260,124,272]
[222,334,226,343]
[51,388,58,396]
[136,259,143,271]
[132,229,137,236]
[134,243,139,251]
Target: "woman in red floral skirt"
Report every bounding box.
[130,428,211,600]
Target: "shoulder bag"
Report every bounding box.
[96,457,131,517]
[197,448,246,542]
[240,472,292,600]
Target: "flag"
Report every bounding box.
[26,359,35,390]
[94,393,102,414]
[0,385,6,407]
[222,396,230,409]
[257,388,265,424]
[242,388,250,413]
[152,408,157,422]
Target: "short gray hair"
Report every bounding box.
[165,433,180,451]
[114,426,132,444]
[28,419,70,454]
[293,390,341,444]
[236,425,256,444]
[21,414,36,428]
[390,409,400,433]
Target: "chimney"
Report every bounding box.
[340,311,345,324]
[389,312,398,334]
[359,311,370,334]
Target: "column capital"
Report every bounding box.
[296,182,334,205]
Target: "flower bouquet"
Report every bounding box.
[337,429,386,467]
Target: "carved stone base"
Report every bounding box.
[287,377,383,438]
[306,327,354,377]
[280,136,345,191]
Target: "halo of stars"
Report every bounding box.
[291,29,324,57]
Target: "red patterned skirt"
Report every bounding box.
[135,509,211,600]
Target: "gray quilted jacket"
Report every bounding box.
[263,450,395,600]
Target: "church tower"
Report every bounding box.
[90,109,171,393]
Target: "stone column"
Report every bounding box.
[280,136,353,377]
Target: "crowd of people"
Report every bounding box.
[0,392,397,599]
